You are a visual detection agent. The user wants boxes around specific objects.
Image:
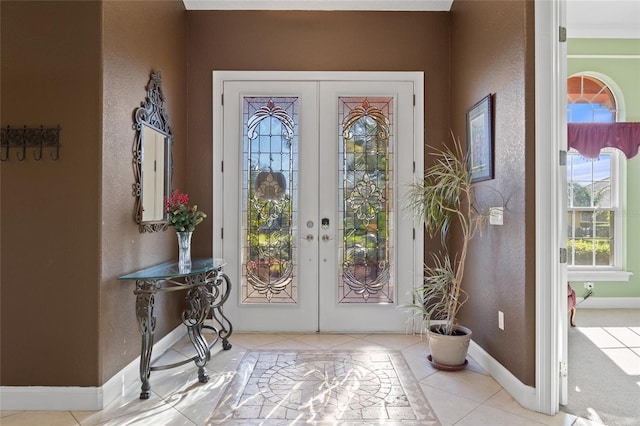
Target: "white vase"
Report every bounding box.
[176,231,192,271]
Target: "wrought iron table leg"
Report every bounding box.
[222,337,232,350]
[210,272,233,350]
[135,289,156,399]
[184,286,211,383]
[139,335,152,399]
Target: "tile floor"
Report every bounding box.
[1,332,602,426]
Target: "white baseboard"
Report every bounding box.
[576,297,640,309]
[0,325,186,411]
[0,386,104,412]
[468,340,537,412]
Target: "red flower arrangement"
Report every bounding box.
[164,189,207,232]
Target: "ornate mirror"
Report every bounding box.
[132,71,173,233]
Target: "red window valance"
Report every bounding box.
[568,122,640,159]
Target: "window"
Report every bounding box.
[566,74,629,281]
[566,149,619,267]
[567,74,616,124]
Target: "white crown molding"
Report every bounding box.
[183,0,453,11]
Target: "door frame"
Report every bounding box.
[212,71,425,331]
[534,0,567,415]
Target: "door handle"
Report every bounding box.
[322,235,333,241]
[305,234,314,241]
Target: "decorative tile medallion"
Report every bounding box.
[208,350,440,425]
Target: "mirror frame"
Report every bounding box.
[132,71,173,233]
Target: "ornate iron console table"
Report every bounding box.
[119,258,232,399]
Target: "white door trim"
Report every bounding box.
[212,71,425,332]
[534,0,566,415]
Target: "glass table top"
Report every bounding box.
[119,258,226,280]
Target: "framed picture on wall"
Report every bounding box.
[466,94,494,182]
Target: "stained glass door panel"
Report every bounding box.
[242,97,298,304]
[339,97,394,304]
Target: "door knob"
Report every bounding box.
[306,234,314,241]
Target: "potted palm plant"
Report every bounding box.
[405,133,491,370]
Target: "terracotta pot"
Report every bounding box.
[428,325,472,368]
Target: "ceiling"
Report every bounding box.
[182,0,640,39]
[567,0,640,38]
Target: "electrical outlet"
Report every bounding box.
[498,311,505,330]
[584,282,594,290]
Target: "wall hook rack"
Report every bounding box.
[0,125,61,161]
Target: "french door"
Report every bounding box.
[213,72,423,332]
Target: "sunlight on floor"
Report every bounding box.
[577,326,640,375]
[586,407,604,424]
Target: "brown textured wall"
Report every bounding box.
[186,10,452,257]
[0,0,186,388]
[450,0,536,385]
[101,0,186,383]
[1,1,102,386]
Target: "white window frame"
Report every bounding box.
[566,72,632,282]
[566,148,630,281]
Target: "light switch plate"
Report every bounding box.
[490,207,504,225]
